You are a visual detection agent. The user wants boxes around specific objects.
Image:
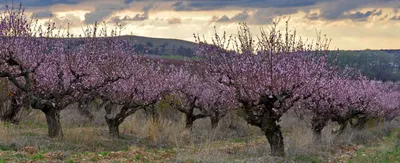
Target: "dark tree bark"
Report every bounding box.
[331,118,348,135]
[185,113,195,129]
[103,101,144,138]
[311,116,328,142]
[0,90,28,124]
[105,117,121,138]
[0,98,23,124]
[184,112,207,129]
[261,111,285,157]
[350,115,368,130]
[239,92,296,157]
[42,107,63,138]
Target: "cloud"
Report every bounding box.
[32,10,54,19]
[251,8,297,24]
[124,0,134,4]
[110,14,147,24]
[216,10,250,23]
[342,9,382,21]
[306,8,383,22]
[170,0,399,23]
[109,3,153,24]
[52,13,82,28]
[84,9,115,24]
[172,1,191,11]
[304,0,398,22]
[12,0,79,7]
[8,0,400,25]
[215,9,296,24]
[171,0,323,11]
[83,1,145,24]
[167,17,182,24]
[216,15,231,22]
[390,15,400,20]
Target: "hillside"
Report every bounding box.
[44,34,400,81]
[119,35,196,57]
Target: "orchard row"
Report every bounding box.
[0,3,399,157]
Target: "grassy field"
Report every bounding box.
[0,106,399,162]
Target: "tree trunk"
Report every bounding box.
[210,115,220,129]
[106,118,120,138]
[185,114,195,129]
[43,107,63,138]
[350,116,368,130]
[262,115,285,157]
[311,116,327,142]
[1,98,22,124]
[264,125,285,157]
[332,119,348,135]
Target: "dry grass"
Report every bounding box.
[0,104,400,162]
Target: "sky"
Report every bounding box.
[7,0,400,50]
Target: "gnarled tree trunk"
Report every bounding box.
[261,114,285,157]
[0,98,22,124]
[184,109,207,130]
[311,116,328,142]
[331,118,348,135]
[185,113,195,129]
[42,107,63,138]
[350,115,368,130]
[105,117,121,138]
[104,101,143,138]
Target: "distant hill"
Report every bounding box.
[328,50,400,82]
[48,34,400,81]
[120,34,400,81]
[118,35,197,57]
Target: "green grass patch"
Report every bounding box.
[230,137,246,143]
[31,153,45,160]
[0,144,16,151]
[348,130,400,163]
[349,146,400,163]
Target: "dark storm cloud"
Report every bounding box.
[169,0,398,22]
[13,0,400,24]
[13,0,80,7]
[305,0,396,21]
[172,0,325,11]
